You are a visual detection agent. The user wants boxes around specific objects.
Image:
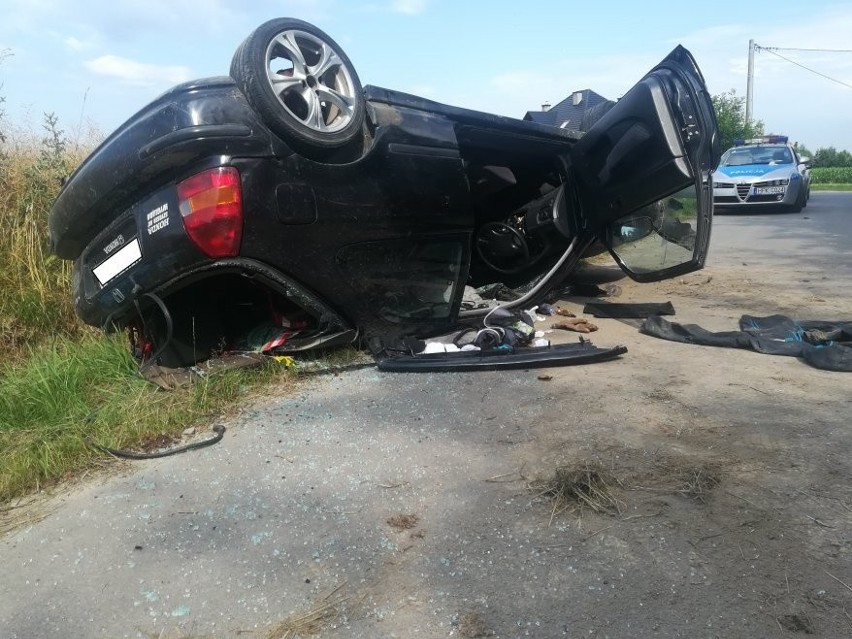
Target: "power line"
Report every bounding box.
[757,46,852,91]
[759,46,852,53]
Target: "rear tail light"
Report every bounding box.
[177,167,243,257]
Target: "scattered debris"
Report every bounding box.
[537,374,553,381]
[142,352,269,390]
[484,464,527,484]
[642,314,852,372]
[552,318,598,333]
[387,514,419,531]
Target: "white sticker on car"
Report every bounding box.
[93,237,142,286]
[146,203,170,235]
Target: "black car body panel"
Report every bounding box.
[51,77,284,261]
[49,21,720,369]
[377,341,629,373]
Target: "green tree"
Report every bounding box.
[712,89,764,151]
[813,146,852,168]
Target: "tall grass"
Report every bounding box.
[0,112,96,361]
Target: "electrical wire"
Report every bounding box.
[759,46,852,53]
[86,424,226,459]
[757,46,852,91]
[133,291,174,374]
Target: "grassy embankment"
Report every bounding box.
[0,116,295,503]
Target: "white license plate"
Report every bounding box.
[754,186,785,195]
[93,237,142,286]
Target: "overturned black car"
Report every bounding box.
[49,18,720,370]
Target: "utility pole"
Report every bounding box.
[746,39,755,126]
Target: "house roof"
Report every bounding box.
[523,89,610,131]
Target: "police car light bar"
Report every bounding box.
[734,135,789,146]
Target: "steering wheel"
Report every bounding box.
[475,222,531,274]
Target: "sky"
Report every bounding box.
[2,0,852,153]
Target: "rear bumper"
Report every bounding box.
[49,77,279,260]
[75,254,348,333]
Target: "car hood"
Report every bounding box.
[714,164,793,182]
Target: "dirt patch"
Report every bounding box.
[778,612,816,634]
[137,432,180,452]
[457,610,494,637]
[387,513,419,531]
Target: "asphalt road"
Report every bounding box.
[1,191,851,639]
[711,190,852,275]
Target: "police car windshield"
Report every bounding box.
[721,145,792,166]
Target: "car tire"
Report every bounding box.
[579,100,616,133]
[791,184,807,213]
[230,18,366,153]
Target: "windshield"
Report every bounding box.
[720,145,792,166]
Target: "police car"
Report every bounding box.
[712,135,810,212]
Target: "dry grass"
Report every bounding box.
[528,452,722,525]
[630,463,721,503]
[0,113,102,363]
[529,463,624,521]
[265,583,352,639]
[0,495,53,536]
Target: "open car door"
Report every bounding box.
[378,45,719,372]
[571,45,720,282]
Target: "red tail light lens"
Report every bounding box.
[177,167,243,258]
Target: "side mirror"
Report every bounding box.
[799,156,811,165]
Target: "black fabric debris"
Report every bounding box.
[584,301,676,319]
[641,314,852,372]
